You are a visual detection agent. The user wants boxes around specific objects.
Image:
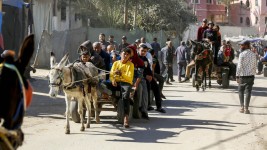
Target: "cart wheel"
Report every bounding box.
[117,98,124,124]
[192,73,196,87]
[70,100,80,123]
[222,73,229,88]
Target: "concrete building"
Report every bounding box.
[187,0,227,24]
[187,0,267,36]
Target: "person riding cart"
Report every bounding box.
[109,48,134,128]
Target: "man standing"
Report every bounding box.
[108,35,118,51]
[98,33,109,52]
[151,37,161,58]
[257,46,267,75]
[118,36,130,53]
[175,41,189,82]
[197,18,208,42]
[161,41,174,84]
[203,21,218,64]
[236,40,257,114]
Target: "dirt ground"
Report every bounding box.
[20,69,267,150]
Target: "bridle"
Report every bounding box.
[49,68,64,87]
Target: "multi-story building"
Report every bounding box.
[187,0,227,24]
[187,0,267,36]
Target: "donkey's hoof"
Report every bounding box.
[65,129,70,134]
[80,126,85,131]
[86,124,90,128]
[96,118,100,124]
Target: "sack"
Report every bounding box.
[217,50,224,65]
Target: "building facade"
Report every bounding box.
[187,0,227,24]
[187,0,267,36]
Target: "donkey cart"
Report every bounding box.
[192,66,230,89]
[70,85,141,124]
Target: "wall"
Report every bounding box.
[35,27,180,68]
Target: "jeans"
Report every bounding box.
[110,82,132,115]
[177,62,187,81]
[238,76,254,108]
[138,79,148,113]
[258,61,267,72]
[162,64,173,82]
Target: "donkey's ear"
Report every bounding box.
[57,53,69,69]
[17,34,35,68]
[190,40,196,45]
[50,51,56,68]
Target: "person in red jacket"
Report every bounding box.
[197,18,208,42]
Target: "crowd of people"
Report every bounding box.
[74,33,179,128]
[69,18,267,127]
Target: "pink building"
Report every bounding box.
[187,0,227,24]
[187,0,267,36]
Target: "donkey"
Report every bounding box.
[191,40,213,91]
[0,34,34,149]
[49,52,99,134]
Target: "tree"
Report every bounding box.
[69,0,196,36]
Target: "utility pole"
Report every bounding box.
[133,0,138,30]
[124,0,128,29]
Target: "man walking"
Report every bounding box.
[236,40,257,114]
[175,41,189,82]
[161,41,174,84]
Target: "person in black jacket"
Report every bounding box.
[138,44,166,114]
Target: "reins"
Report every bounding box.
[49,65,112,87]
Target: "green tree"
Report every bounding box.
[69,0,196,36]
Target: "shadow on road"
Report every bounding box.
[26,77,65,118]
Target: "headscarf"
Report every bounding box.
[78,40,94,55]
[127,44,144,68]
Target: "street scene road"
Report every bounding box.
[20,69,267,150]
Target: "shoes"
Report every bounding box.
[141,112,149,120]
[166,82,172,85]
[170,79,175,82]
[147,106,154,111]
[123,115,130,128]
[178,80,182,83]
[181,77,190,83]
[239,108,244,113]
[256,71,262,75]
[244,109,250,114]
[156,108,166,113]
[161,93,166,99]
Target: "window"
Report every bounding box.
[255,17,258,24]
[246,17,250,26]
[255,0,258,6]
[265,17,267,24]
[61,1,66,21]
[240,17,243,24]
[52,0,56,16]
[191,0,199,4]
[207,0,212,4]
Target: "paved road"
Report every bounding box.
[20,69,267,150]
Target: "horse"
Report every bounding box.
[0,34,34,150]
[191,40,213,91]
[48,52,99,134]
